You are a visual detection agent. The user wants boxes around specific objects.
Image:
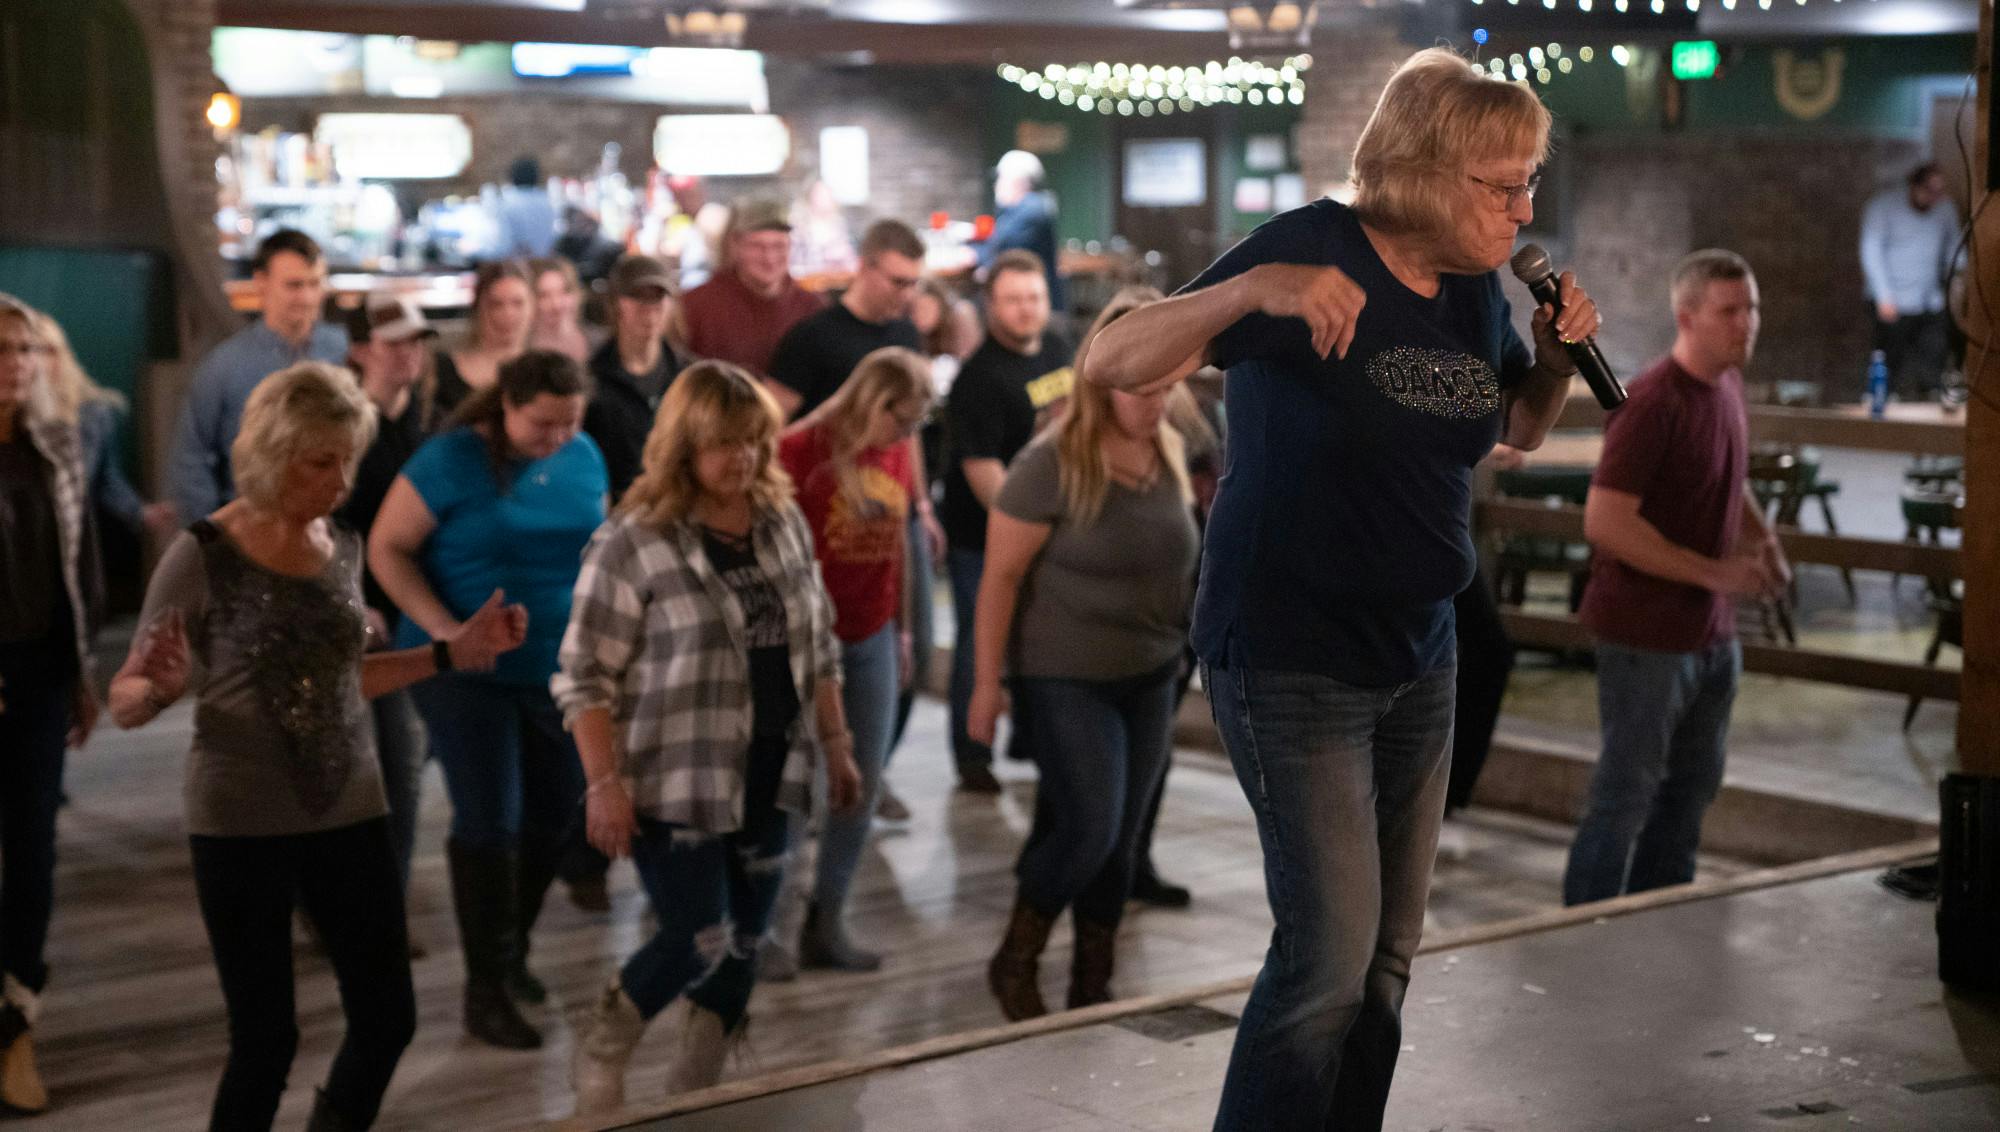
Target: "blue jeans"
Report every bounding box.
[814,624,900,923]
[890,511,933,753]
[945,545,990,772]
[372,689,425,892]
[408,675,584,852]
[1563,639,1741,906]
[0,639,72,994]
[1205,658,1456,1132]
[1013,663,1177,925]
[622,803,791,1026]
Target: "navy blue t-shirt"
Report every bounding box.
[1184,199,1533,686]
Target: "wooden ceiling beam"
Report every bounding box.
[213,2,1224,64]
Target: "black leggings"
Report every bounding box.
[189,817,415,1132]
[1448,568,1518,813]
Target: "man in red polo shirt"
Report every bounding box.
[680,197,825,378]
[1564,248,1790,905]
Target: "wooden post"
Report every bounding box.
[1937,0,1999,992]
[1960,0,1998,777]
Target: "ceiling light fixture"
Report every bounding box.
[665,5,749,48]
[1224,3,1317,50]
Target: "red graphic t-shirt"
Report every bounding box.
[779,421,913,643]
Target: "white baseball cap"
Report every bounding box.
[352,293,437,344]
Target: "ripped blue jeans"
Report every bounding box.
[620,802,791,1027]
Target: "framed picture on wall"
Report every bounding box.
[819,126,870,206]
[1245,134,1288,172]
[1123,138,1206,208]
[1272,173,1306,211]
[1234,178,1273,213]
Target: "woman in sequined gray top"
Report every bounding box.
[108,363,525,1132]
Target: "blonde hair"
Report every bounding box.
[528,255,581,298]
[1058,287,1192,527]
[466,259,535,353]
[230,362,377,511]
[0,296,66,427]
[1350,48,1552,242]
[793,347,932,515]
[617,360,792,526]
[37,315,125,426]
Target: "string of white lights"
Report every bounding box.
[1476,41,1622,85]
[996,55,1312,117]
[1001,39,1651,115]
[1470,0,1851,8]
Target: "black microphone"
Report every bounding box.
[1510,243,1626,410]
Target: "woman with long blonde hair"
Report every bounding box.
[527,256,594,364]
[0,297,101,1115]
[765,346,932,975]
[968,288,1202,1021]
[558,360,861,1113]
[39,317,176,544]
[434,259,535,416]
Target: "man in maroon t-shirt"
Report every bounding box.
[680,197,825,378]
[1563,249,1791,905]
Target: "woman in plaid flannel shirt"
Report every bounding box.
[557,360,862,1114]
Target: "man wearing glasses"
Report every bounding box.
[766,219,927,421]
[680,198,824,381]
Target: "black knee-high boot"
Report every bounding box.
[446,839,541,1049]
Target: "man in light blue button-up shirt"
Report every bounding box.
[1859,161,1961,398]
[166,229,348,522]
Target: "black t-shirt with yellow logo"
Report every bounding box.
[939,334,1075,552]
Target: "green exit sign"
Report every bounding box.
[1671,40,1720,80]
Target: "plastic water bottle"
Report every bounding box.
[1866,350,1890,419]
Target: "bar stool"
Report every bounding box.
[1898,487,1963,730]
[1750,444,1852,601]
[1904,455,1964,494]
[1491,467,1592,610]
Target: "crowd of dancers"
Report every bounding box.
[0,46,1795,1132]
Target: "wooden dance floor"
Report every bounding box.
[21,682,1664,1131]
[615,855,1998,1132]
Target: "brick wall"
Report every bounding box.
[238,62,990,233]
[1295,29,1921,398]
[150,0,226,316]
[1295,21,1410,196]
[1563,133,1922,396]
[122,0,235,492]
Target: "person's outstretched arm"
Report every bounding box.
[1083,262,1367,393]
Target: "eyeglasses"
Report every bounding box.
[1467,173,1542,211]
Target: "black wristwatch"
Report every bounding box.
[432,638,455,672]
